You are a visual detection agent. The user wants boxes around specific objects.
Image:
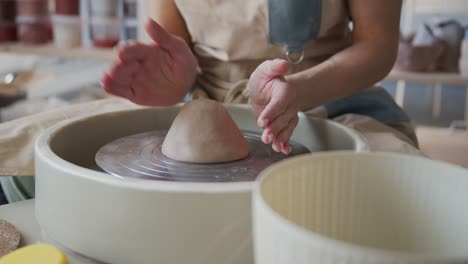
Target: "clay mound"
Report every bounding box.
[162,99,249,163]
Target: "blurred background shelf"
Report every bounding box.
[384,69,468,127]
[0,42,115,60]
[387,70,468,86]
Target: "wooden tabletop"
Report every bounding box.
[0,43,116,61]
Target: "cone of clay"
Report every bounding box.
[162,99,249,163]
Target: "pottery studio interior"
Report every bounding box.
[1,0,468,263]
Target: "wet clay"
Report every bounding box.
[162,99,249,163]
[0,220,21,257]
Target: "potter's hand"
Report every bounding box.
[101,19,198,106]
[247,59,299,155]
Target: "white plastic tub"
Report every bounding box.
[253,152,468,264]
[51,15,81,48]
[35,105,367,264]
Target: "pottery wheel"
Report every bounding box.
[95,130,310,182]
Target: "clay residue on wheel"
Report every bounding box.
[0,220,21,257]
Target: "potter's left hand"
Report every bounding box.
[247,59,299,155]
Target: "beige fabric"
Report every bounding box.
[0,99,421,177]
[0,98,139,176]
[302,108,421,154]
[333,114,422,156]
[175,0,352,103]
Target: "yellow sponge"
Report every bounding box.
[0,244,68,264]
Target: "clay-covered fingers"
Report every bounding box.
[248,60,289,115]
[261,108,299,154]
[102,58,140,100]
[263,59,289,78]
[275,115,299,144]
[262,105,297,138]
[101,19,196,107]
[118,42,155,62]
[107,60,140,86]
[130,77,154,105]
[101,72,135,100]
[250,59,289,87]
[261,128,273,144]
[257,82,291,128]
[273,116,299,155]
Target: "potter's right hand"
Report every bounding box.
[101,19,198,106]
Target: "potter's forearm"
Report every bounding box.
[288,0,402,112]
[287,40,398,111]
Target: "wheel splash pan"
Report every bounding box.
[35,104,367,264]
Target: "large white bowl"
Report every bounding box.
[35,105,366,264]
[253,152,468,264]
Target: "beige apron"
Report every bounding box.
[175,0,352,103]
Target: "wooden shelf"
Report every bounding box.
[408,0,468,14]
[386,70,468,86]
[385,69,468,124]
[0,43,116,61]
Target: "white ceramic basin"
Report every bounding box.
[253,152,468,264]
[35,105,366,264]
